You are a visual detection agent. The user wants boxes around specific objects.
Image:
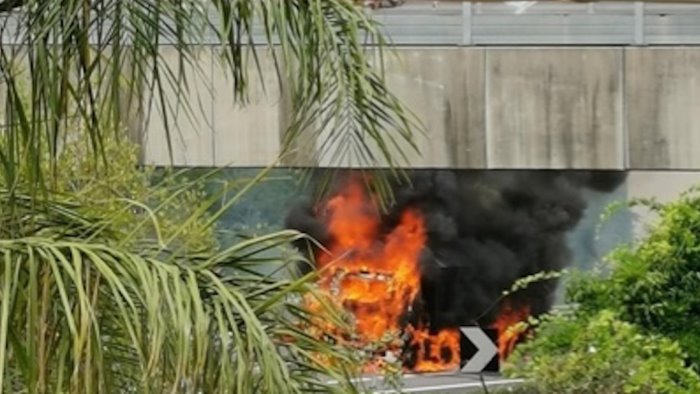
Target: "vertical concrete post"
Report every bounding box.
[634,2,645,45]
[462,2,472,46]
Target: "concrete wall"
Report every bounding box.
[136,46,700,170]
[486,48,623,169]
[143,48,283,167]
[381,49,487,168]
[626,170,700,239]
[626,49,700,169]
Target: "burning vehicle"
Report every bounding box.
[286,170,626,372]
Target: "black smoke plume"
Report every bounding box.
[284,170,626,330]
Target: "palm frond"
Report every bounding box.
[0,132,368,392]
[0,0,418,203]
[0,1,414,390]
[0,218,363,393]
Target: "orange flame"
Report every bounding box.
[316,178,423,342]
[406,326,460,372]
[492,302,531,360]
[309,176,532,372]
[311,176,459,372]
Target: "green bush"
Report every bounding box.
[0,132,366,393]
[52,132,216,252]
[503,190,700,392]
[568,191,700,370]
[504,310,700,394]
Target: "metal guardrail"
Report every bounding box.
[2,2,700,46]
[370,1,700,45]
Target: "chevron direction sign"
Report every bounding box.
[459,327,499,373]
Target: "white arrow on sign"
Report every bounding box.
[460,327,499,373]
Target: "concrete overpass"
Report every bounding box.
[138,2,700,172]
[136,4,700,386]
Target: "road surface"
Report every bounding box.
[329,372,524,393]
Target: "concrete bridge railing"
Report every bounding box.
[140,46,700,170]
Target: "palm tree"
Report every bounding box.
[0,0,417,392]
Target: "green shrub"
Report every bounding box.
[568,191,700,370]
[51,132,216,252]
[504,310,700,394]
[0,132,367,393]
[500,188,700,393]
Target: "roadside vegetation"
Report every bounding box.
[4,0,700,392]
[0,0,417,392]
[503,192,700,393]
[1,133,370,392]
